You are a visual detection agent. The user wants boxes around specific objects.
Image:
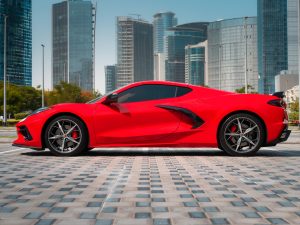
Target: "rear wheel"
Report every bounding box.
[44,115,88,156]
[219,113,265,156]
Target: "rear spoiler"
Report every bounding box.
[272,91,285,99]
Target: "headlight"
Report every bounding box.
[18,107,51,123]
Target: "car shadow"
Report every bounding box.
[20,148,300,157]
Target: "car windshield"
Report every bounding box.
[86,95,105,104]
[86,86,124,104]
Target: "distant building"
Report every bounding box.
[185,41,207,86]
[105,65,116,93]
[52,0,96,91]
[153,12,177,54]
[153,12,177,81]
[0,0,32,86]
[116,16,153,88]
[165,22,208,83]
[275,70,299,92]
[258,0,288,94]
[287,0,299,72]
[207,17,258,92]
[285,85,299,105]
[154,53,165,80]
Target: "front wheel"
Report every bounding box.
[44,115,88,156]
[218,113,265,156]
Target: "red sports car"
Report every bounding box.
[13,81,290,156]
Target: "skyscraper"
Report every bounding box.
[116,17,153,88]
[105,65,116,93]
[153,12,177,54]
[185,41,207,86]
[154,53,165,80]
[287,0,299,72]
[52,0,96,91]
[257,0,288,94]
[153,12,177,81]
[0,0,32,86]
[165,22,208,83]
[207,17,258,92]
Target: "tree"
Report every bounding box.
[289,98,299,122]
[235,85,257,94]
[46,81,101,106]
[290,98,299,112]
[0,82,42,115]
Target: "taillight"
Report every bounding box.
[268,99,286,109]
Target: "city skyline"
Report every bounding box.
[32,0,256,94]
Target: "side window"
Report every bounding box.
[118,84,192,103]
[176,87,192,97]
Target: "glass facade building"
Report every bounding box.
[257,0,288,94]
[165,22,208,83]
[116,17,153,88]
[52,0,95,91]
[105,65,116,93]
[0,0,32,86]
[185,41,207,86]
[153,12,177,54]
[287,0,299,72]
[207,17,258,92]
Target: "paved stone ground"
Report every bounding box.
[0,144,300,225]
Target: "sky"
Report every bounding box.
[32,0,257,94]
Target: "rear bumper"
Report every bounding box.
[265,125,291,146]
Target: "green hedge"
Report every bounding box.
[14,112,30,120]
[0,119,20,126]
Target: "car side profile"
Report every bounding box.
[13,81,290,156]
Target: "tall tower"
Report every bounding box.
[116,17,153,88]
[165,22,208,83]
[207,17,258,92]
[0,0,32,86]
[52,0,96,91]
[287,0,299,72]
[257,0,288,94]
[153,12,177,81]
[153,12,177,54]
[105,65,116,93]
[185,41,207,86]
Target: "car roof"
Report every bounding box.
[133,80,189,86]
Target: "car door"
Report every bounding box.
[93,84,189,145]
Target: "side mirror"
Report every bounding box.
[103,93,118,105]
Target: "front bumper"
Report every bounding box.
[13,118,44,149]
[12,143,44,150]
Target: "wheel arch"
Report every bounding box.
[41,112,89,149]
[217,110,267,149]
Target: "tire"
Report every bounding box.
[44,115,88,156]
[218,113,265,156]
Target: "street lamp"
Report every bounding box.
[218,44,222,90]
[2,14,8,126]
[298,0,300,129]
[244,17,248,94]
[41,44,45,108]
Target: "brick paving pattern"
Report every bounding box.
[0,149,299,224]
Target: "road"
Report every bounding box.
[0,132,299,225]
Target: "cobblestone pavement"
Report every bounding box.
[0,144,300,225]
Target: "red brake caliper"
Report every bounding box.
[72,131,78,139]
[230,125,237,142]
